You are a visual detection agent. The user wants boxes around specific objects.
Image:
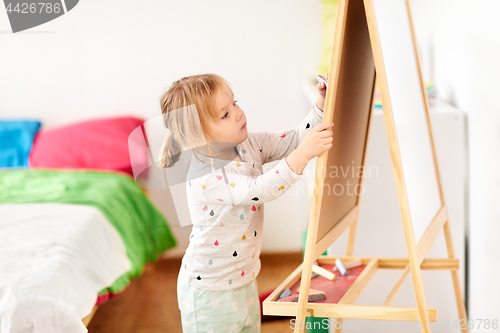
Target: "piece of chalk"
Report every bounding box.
[334,259,362,271]
[312,264,336,280]
[335,258,348,276]
[317,74,328,88]
[295,287,325,296]
[293,293,327,302]
[278,288,291,300]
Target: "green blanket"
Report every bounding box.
[0,168,177,295]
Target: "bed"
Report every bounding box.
[0,117,176,332]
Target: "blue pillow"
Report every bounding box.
[0,120,41,167]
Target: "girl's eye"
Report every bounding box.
[221,101,237,119]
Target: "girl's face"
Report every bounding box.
[207,88,248,145]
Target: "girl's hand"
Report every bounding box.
[285,121,334,175]
[298,121,334,160]
[316,73,329,112]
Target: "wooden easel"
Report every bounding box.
[263,0,468,332]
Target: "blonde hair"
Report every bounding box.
[159,73,234,168]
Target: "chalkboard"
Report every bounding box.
[314,0,442,249]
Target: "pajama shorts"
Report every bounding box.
[177,269,261,333]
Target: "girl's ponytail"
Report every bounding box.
[159,133,182,169]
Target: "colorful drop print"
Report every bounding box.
[306,123,310,129]
[280,134,286,138]
[239,214,244,220]
[214,240,219,246]
[252,197,259,201]
[278,186,284,191]
[241,271,245,276]
[236,161,241,167]
[220,221,224,227]
[229,279,232,285]
[254,231,257,236]
[210,210,214,216]
[197,276,201,280]
[233,251,238,257]
[201,184,206,189]
[275,170,279,174]
[208,259,213,265]
[252,206,256,211]
[217,198,224,202]
[230,183,236,187]
[203,205,208,211]
[242,149,246,154]
[242,234,246,240]
[216,175,222,180]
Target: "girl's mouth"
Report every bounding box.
[241,123,246,130]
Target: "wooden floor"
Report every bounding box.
[87,252,303,333]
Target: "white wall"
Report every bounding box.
[0,1,322,256]
[409,0,500,324]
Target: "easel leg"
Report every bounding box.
[333,318,343,333]
[395,205,432,332]
[346,218,358,256]
[333,219,359,333]
[409,258,432,332]
[443,221,469,332]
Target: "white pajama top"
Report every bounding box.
[180,103,324,291]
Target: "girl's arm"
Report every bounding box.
[250,103,324,165]
[188,157,302,206]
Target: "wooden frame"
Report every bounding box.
[263,0,468,332]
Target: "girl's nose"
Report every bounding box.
[236,109,243,121]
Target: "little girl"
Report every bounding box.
[159,73,333,332]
